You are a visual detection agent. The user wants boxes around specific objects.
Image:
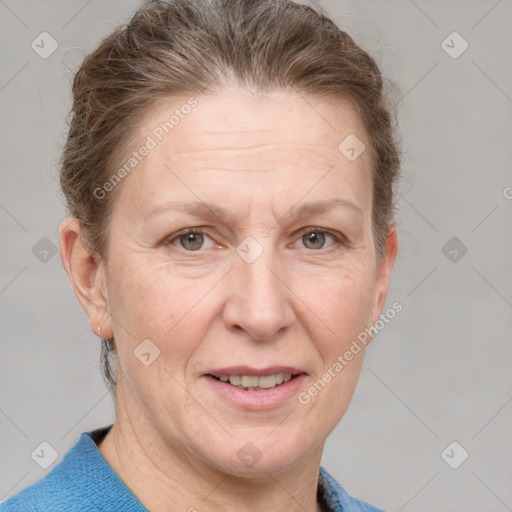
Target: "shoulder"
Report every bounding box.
[0,462,81,512]
[0,425,133,512]
[319,466,386,512]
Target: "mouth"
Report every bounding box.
[208,372,298,391]
[203,366,307,410]
[205,365,306,391]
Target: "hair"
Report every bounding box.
[60,0,402,398]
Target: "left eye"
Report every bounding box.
[298,228,338,250]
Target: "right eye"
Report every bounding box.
[166,228,216,251]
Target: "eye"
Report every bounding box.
[168,228,214,251]
[297,228,341,251]
[166,227,345,253]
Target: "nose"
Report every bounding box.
[222,246,295,342]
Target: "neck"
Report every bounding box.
[98,403,325,512]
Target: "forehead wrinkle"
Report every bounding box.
[168,143,337,156]
[166,145,339,174]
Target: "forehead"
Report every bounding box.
[142,87,367,165]
[113,86,372,216]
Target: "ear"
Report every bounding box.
[59,217,113,339]
[369,222,398,327]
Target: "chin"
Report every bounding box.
[203,431,314,477]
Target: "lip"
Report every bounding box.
[202,367,307,411]
[205,365,306,378]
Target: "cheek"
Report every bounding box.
[106,256,217,364]
[315,271,374,402]
[299,272,372,429]
[306,267,375,348]
[304,270,373,398]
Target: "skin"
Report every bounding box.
[60,84,398,512]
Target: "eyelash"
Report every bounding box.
[166,227,347,252]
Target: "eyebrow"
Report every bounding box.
[144,198,362,224]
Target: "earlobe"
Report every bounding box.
[59,217,113,338]
[370,222,399,327]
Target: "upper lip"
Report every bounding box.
[206,365,307,378]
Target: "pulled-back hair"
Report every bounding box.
[60,0,402,397]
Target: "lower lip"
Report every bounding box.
[203,374,307,410]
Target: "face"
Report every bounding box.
[88,85,396,474]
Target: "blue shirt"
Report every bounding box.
[1,425,385,511]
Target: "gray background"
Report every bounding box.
[1,1,511,511]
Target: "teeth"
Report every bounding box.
[241,375,259,388]
[258,374,279,388]
[229,375,242,385]
[216,373,294,390]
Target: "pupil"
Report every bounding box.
[182,232,203,250]
[305,231,325,249]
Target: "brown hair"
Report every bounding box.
[60,0,402,397]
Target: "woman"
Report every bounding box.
[1,0,400,510]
